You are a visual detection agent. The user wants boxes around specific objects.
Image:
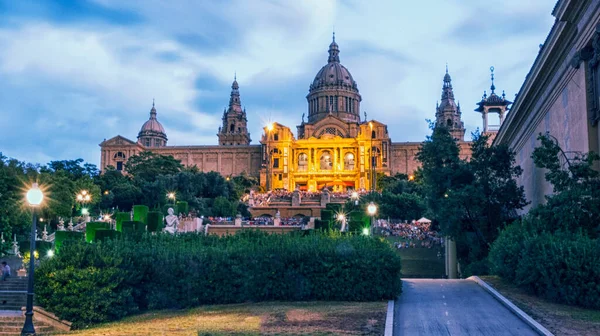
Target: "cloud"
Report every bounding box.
[0,0,557,167]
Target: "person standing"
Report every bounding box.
[1,261,10,281]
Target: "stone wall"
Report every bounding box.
[494,0,600,212]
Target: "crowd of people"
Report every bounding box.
[379,219,442,249]
[245,189,371,206]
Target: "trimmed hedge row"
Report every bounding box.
[35,231,402,327]
[489,222,600,309]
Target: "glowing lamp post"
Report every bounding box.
[167,192,176,203]
[351,191,359,206]
[367,201,377,236]
[23,183,43,335]
[76,190,92,222]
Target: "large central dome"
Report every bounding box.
[306,34,362,124]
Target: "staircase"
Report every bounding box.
[0,314,55,336]
[0,277,27,311]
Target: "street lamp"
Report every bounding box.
[351,191,359,206]
[76,190,91,203]
[76,190,92,221]
[367,201,377,236]
[167,192,176,203]
[23,183,43,335]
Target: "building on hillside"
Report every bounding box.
[100,35,480,191]
[494,0,600,211]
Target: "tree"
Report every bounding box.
[416,127,527,274]
[124,152,183,182]
[530,133,600,237]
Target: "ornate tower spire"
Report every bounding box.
[218,76,251,146]
[436,65,465,140]
[150,99,157,119]
[328,32,340,63]
[138,101,167,147]
[475,66,512,141]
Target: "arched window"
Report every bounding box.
[230,124,235,132]
[447,119,452,127]
[371,130,376,139]
[113,152,126,160]
[320,151,332,170]
[298,153,308,172]
[344,153,355,170]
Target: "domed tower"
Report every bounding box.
[435,66,465,140]
[138,101,168,147]
[218,76,251,146]
[475,67,512,141]
[306,33,362,124]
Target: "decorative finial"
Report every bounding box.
[332,30,335,43]
[502,90,506,99]
[234,71,236,81]
[446,63,448,74]
[152,98,155,107]
[490,66,496,93]
[364,111,367,121]
[483,90,487,99]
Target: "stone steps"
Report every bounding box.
[0,314,60,335]
[0,278,29,312]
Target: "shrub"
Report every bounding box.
[176,201,189,215]
[489,223,600,309]
[85,222,111,243]
[488,220,532,281]
[115,212,130,232]
[314,219,330,230]
[121,221,145,236]
[133,205,149,224]
[36,231,402,327]
[35,242,138,328]
[146,211,163,232]
[54,231,84,254]
[95,229,121,242]
[513,232,600,309]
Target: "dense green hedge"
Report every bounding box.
[146,211,163,232]
[115,212,130,232]
[489,222,600,309]
[95,229,121,242]
[85,222,111,243]
[35,231,402,327]
[176,201,189,215]
[133,205,149,224]
[54,231,84,253]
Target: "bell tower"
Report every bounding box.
[436,66,465,140]
[218,75,251,146]
[475,67,512,141]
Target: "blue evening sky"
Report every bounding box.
[0,0,556,166]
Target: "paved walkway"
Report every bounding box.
[393,279,538,336]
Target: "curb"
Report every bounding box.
[468,276,554,336]
[384,300,394,336]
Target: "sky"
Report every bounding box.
[0,0,557,166]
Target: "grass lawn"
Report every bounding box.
[386,237,445,278]
[481,276,600,336]
[56,301,387,336]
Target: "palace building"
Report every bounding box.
[100,35,502,191]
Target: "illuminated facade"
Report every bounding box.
[100,35,476,191]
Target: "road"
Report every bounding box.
[393,279,538,336]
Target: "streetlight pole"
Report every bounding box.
[367,201,377,236]
[23,183,44,336]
